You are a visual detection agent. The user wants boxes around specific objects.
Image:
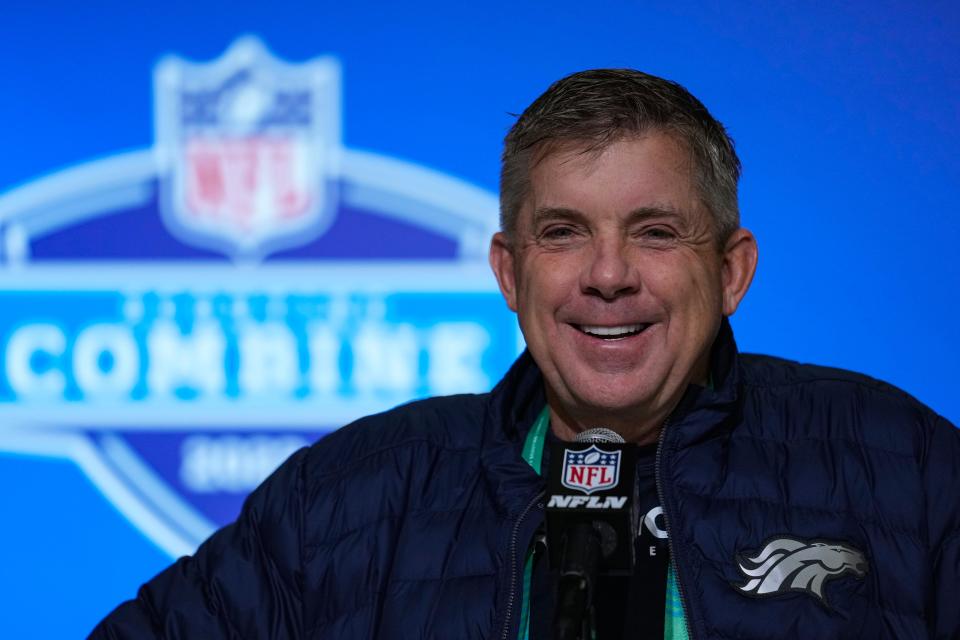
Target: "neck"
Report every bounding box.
[546,398,672,446]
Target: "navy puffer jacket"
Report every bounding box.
[91,321,960,639]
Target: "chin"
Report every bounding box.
[572,386,654,418]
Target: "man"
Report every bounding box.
[92,70,959,639]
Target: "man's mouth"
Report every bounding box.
[573,323,650,340]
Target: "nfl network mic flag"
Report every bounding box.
[546,440,637,574]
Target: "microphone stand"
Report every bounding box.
[554,522,601,640]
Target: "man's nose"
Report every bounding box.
[581,237,639,300]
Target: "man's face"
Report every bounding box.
[490,133,754,439]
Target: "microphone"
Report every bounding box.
[546,428,637,640]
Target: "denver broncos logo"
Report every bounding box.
[733,536,868,607]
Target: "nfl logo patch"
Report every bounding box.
[154,36,341,259]
[561,445,621,495]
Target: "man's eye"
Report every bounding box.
[642,227,676,240]
[541,226,577,240]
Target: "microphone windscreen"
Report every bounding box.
[574,427,624,444]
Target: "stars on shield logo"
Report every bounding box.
[154,36,341,260]
[561,445,621,494]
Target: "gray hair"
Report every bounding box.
[500,69,741,243]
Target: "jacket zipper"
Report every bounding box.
[655,418,695,640]
[500,490,544,640]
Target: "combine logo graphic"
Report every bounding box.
[0,37,519,558]
[733,535,868,608]
[561,446,621,494]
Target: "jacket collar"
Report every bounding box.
[487,348,546,443]
[667,317,742,437]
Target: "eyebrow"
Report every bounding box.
[530,207,586,228]
[531,205,686,228]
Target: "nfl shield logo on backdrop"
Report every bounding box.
[154,36,341,259]
[561,445,621,495]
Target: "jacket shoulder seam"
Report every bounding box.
[309,436,481,482]
[673,489,926,543]
[731,432,918,461]
[304,505,490,551]
[741,374,929,412]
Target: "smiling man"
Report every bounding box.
[92,70,958,640]
[490,131,756,445]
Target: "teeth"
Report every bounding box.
[579,324,645,337]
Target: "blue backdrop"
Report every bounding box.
[0,2,957,637]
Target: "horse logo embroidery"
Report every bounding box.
[733,536,868,608]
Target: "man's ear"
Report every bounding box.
[489,232,519,312]
[720,228,759,316]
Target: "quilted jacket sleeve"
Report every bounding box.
[927,417,960,640]
[88,447,309,640]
